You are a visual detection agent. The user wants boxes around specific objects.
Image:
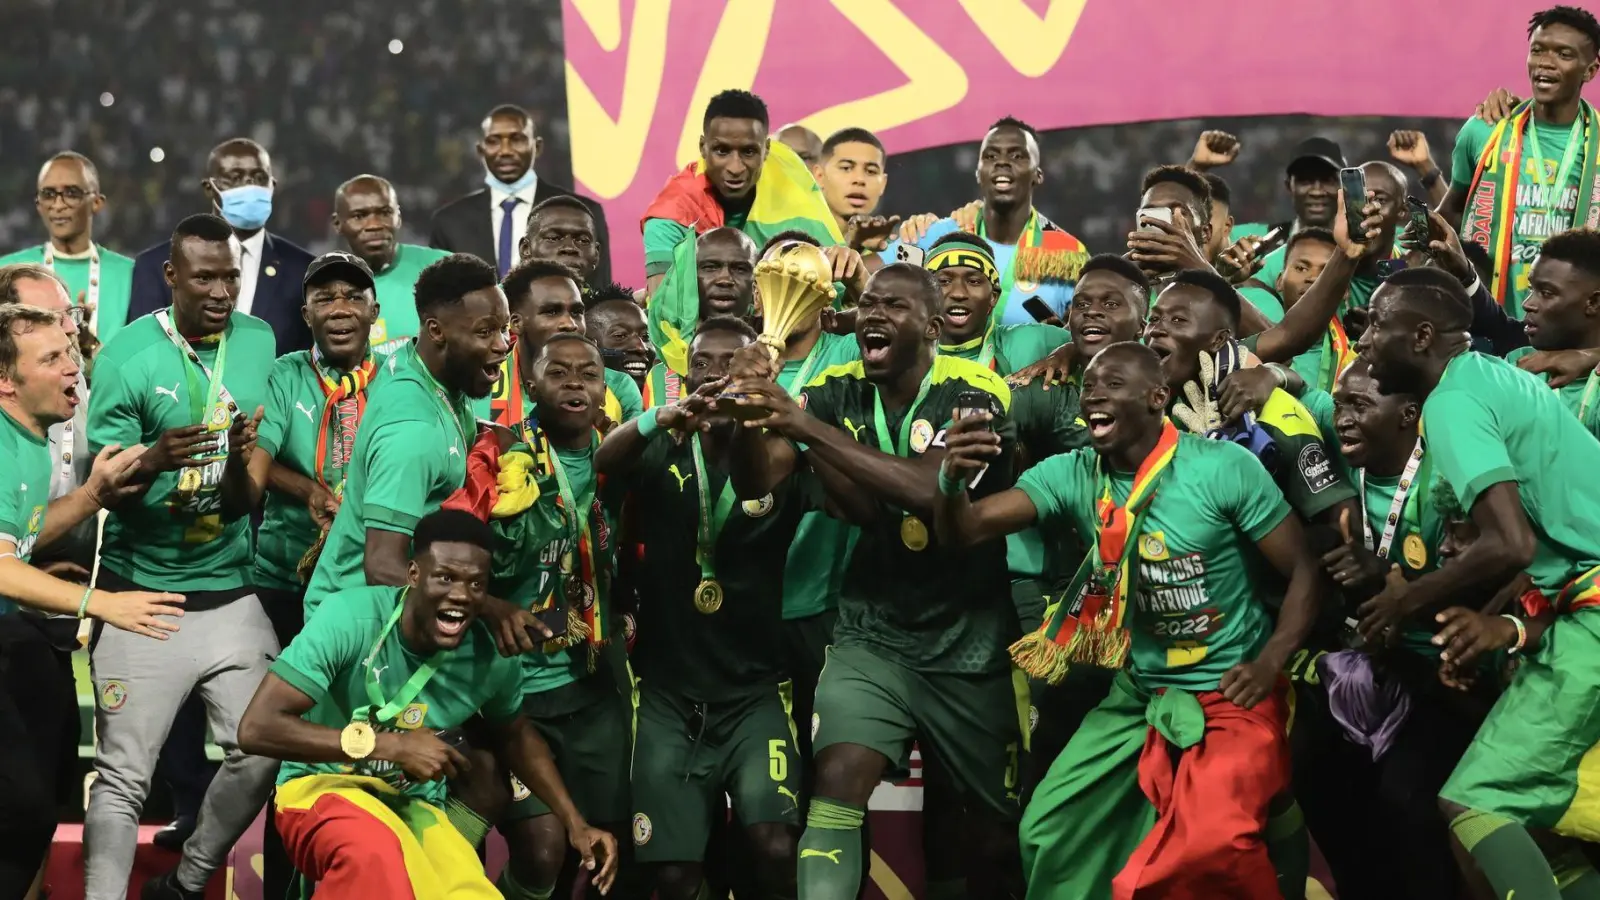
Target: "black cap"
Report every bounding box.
[303,251,375,293]
[1285,137,1346,177]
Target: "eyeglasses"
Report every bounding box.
[63,306,90,326]
[37,187,93,206]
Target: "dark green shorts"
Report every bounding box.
[630,682,801,863]
[813,643,1025,821]
[506,672,631,824]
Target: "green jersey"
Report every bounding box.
[87,312,276,592]
[1506,347,1600,440]
[622,433,809,700]
[938,323,1070,377]
[304,343,474,612]
[1285,273,1384,392]
[1422,352,1600,594]
[799,355,1018,674]
[255,350,392,591]
[777,332,861,620]
[271,585,522,805]
[1344,441,1445,658]
[368,244,450,356]
[0,408,52,615]
[1451,116,1583,316]
[1018,434,1292,690]
[0,243,135,346]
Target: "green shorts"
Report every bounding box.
[781,609,837,685]
[630,682,801,863]
[506,672,632,824]
[812,643,1025,821]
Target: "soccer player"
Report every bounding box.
[331,175,449,356]
[84,213,281,900]
[1506,227,1600,438]
[518,195,606,288]
[926,232,1067,374]
[1126,165,1219,289]
[810,129,894,252]
[304,253,509,602]
[726,263,1024,899]
[485,260,644,431]
[597,317,806,900]
[936,341,1318,899]
[646,226,760,387]
[1443,5,1600,314]
[0,151,135,345]
[238,508,616,899]
[1355,267,1600,900]
[585,287,654,388]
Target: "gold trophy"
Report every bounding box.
[717,240,837,418]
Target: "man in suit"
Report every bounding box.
[430,104,611,285]
[126,138,314,358]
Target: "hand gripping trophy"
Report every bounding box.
[716,240,838,418]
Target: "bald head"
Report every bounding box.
[333,174,401,270]
[1087,341,1165,386]
[777,124,823,166]
[207,139,272,180]
[38,152,99,195]
[696,228,758,318]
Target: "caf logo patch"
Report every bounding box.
[100,680,128,712]
[370,320,389,344]
[909,419,934,454]
[742,494,775,517]
[399,703,427,729]
[632,813,653,845]
[509,774,531,802]
[1140,534,1167,560]
[1298,444,1336,494]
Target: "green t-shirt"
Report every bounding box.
[1240,286,1286,324]
[623,434,808,700]
[1285,273,1384,392]
[1451,115,1582,316]
[937,323,1070,378]
[1350,457,1445,659]
[0,243,135,347]
[0,408,53,616]
[271,585,522,805]
[1017,434,1291,690]
[1423,352,1600,593]
[799,355,1018,674]
[1506,346,1600,440]
[369,244,450,356]
[87,312,276,592]
[255,350,393,591]
[304,344,474,612]
[778,332,861,620]
[643,213,750,278]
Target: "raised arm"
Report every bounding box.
[932,413,1040,547]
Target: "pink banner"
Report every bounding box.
[562,0,1575,282]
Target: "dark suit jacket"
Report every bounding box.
[127,231,314,357]
[429,180,611,286]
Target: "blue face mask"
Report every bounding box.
[484,166,536,195]
[214,183,273,230]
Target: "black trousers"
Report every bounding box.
[0,616,80,897]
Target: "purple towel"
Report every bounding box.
[1316,649,1412,762]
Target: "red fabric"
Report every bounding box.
[1113,683,1291,900]
[440,430,504,521]
[640,162,724,233]
[276,795,419,900]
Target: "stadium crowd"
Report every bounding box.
[2,5,1600,900]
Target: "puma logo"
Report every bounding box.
[842,417,865,441]
[668,464,693,491]
[295,401,316,423]
[449,445,460,457]
[369,664,388,682]
[777,785,799,811]
[800,848,843,865]
[154,383,180,404]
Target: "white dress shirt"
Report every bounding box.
[488,177,540,269]
[236,229,268,316]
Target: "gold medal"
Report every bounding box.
[1402,533,1428,570]
[177,467,203,495]
[901,515,929,551]
[340,721,377,760]
[694,578,724,614]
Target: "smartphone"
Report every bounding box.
[1401,195,1432,253]
[1255,225,1286,255]
[1137,206,1173,232]
[1339,167,1369,240]
[1021,296,1057,323]
[952,389,998,490]
[532,604,570,642]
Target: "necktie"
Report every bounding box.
[498,197,519,278]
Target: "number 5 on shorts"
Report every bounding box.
[769,739,788,782]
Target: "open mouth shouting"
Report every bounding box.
[622,356,650,379]
[434,603,472,642]
[1086,410,1117,443]
[944,303,972,330]
[1075,323,1111,350]
[860,325,894,366]
[62,380,81,410]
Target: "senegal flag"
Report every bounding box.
[644,139,842,375]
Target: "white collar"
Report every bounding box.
[239,229,268,258]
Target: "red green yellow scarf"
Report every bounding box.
[295,352,377,581]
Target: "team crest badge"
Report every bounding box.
[742,494,775,517]
[370,320,389,345]
[399,703,427,729]
[580,583,596,611]
[1015,278,1039,293]
[1028,705,1040,735]
[100,680,128,712]
[1140,534,1167,560]
[909,419,934,454]
[209,405,229,429]
[509,774,531,802]
[27,505,43,534]
[632,813,653,845]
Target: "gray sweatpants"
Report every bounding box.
[84,595,281,899]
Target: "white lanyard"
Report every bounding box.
[42,242,100,334]
[1357,438,1425,560]
[54,416,75,495]
[154,309,239,424]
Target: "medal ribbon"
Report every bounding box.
[543,428,609,648]
[869,365,936,456]
[43,241,100,334]
[412,345,475,451]
[777,336,826,397]
[351,588,444,726]
[1316,317,1359,393]
[1357,438,1427,561]
[976,206,1042,328]
[1523,112,1586,219]
[690,433,739,581]
[155,309,237,457]
[309,349,377,492]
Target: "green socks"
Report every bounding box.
[443,796,491,849]
[496,862,556,900]
[1264,797,1309,900]
[798,798,866,900]
[1451,809,1562,900]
